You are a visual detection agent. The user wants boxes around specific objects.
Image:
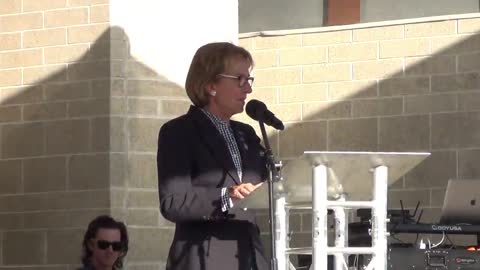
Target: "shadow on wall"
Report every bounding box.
[249,29,480,251]
[0,26,186,266]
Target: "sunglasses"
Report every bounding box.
[96,239,123,251]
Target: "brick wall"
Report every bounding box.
[0,0,114,268]
[239,16,480,248]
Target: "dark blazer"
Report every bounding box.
[157,105,269,270]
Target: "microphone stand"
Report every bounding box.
[258,121,281,270]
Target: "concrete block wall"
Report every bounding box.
[0,0,116,268]
[238,16,480,248]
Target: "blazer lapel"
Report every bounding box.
[188,106,241,185]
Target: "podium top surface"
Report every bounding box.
[285,151,430,201]
[237,151,430,209]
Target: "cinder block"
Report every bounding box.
[303,63,351,83]
[23,102,67,121]
[91,117,126,152]
[378,115,429,151]
[279,83,327,103]
[254,35,302,49]
[353,59,403,80]
[405,55,456,76]
[405,93,456,114]
[67,24,109,44]
[48,190,110,210]
[328,80,377,100]
[46,229,83,264]
[352,97,403,117]
[0,13,43,32]
[269,103,301,121]
[0,160,21,194]
[458,18,480,33]
[0,0,21,15]
[329,42,377,62]
[126,209,159,226]
[431,35,480,55]
[128,227,174,262]
[254,67,301,87]
[2,122,44,158]
[128,154,158,189]
[23,28,66,48]
[302,101,351,120]
[432,112,480,149]
[404,150,457,188]
[23,65,66,85]
[278,121,327,158]
[328,118,377,151]
[432,73,480,92]
[45,7,88,27]
[68,154,109,190]
[279,46,327,66]
[251,50,277,68]
[380,39,430,58]
[68,98,109,117]
[23,0,66,11]
[128,98,157,115]
[0,33,21,51]
[128,118,164,152]
[1,85,43,104]
[3,231,46,264]
[249,87,277,104]
[44,44,89,64]
[0,49,43,69]
[458,52,480,72]
[24,157,66,193]
[0,106,21,123]
[379,77,429,96]
[353,25,404,41]
[45,119,90,155]
[405,20,456,38]
[127,190,159,208]
[458,149,480,179]
[90,5,109,23]
[23,211,69,229]
[0,213,22,230]
[0,69,21,87]
[458,92,480,111]
[45,81,91,101]
[67,61,110,80]
[68,0,109,7]
[127,80,185,97]
[303,30,351,46]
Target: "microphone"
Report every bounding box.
[246,99,284,130]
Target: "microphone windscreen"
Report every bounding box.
[246,99,266,121]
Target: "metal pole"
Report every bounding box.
[372,165,388,270]
[312,164,328,270]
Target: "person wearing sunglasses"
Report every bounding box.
[80,215,129,270]
[157,42,268,270]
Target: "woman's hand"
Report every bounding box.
[228,182,263,200]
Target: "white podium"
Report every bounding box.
[237,151,430,270]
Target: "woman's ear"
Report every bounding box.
[206,82,216,97]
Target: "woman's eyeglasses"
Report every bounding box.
[96,239,123,251]
[217,74,254,87]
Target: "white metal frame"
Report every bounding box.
[274,164,389,270]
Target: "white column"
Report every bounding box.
[312,164,328,270]
[372,165,388,270]
[333,195,348,270]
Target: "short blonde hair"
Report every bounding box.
[185,42,254,107]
